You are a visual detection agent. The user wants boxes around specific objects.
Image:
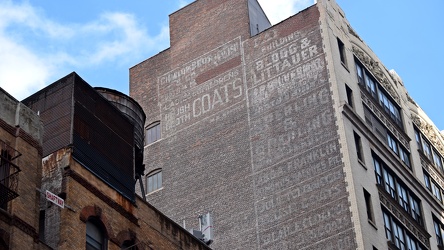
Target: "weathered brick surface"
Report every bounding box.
[0,89,44,249]
[41,149,210,250]
[130,1,356,249]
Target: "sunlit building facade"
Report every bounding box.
[130,0,444,249]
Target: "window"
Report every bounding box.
[337,38,347,66]
[383,210,425,250]
[415,129,422,150]
[374,155,423,225]
[146,122,161,145]
[345,84,354,108]
[422,140,432,160]
[383,169,396,199]
[399,147,411,169]
[86,218,106,250]
[397,183,409,212]
[387,133,398,155]
[433,150,443,171]
[354,131,363,161]
[364,107,410,169]
[0,150,12,210]
[424,170,443,203]
[434,217,444,247]
[355,60,402,128]
[365,74,377,98]
[410,195,422,224]
[374,158,383,185]
[432,182,443,202]
[363,188,374,223]
[147,169,162,194]
[416,127,444,173]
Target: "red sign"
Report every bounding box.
[45,190,64,208]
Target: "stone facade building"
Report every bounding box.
[130,0,444,249]
[0,74,211,250]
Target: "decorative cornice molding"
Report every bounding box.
[412,114,444,155]
[347,25,362,41]
[352,45,400,105]
[406,93,417,106]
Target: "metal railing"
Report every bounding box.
[0,140,21,207]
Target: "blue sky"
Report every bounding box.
[0,0,442,131]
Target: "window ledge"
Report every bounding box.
[368,219,377,230]
[358,159,367,170]
[341,62,350,72]
[144,139,162,148]
[146,187,164,196]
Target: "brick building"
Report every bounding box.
[0,88,45,249]
[130,0,444,249]
[0,73,211,249]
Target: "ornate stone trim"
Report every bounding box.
[361,91,410,150]
[406,92,417,106]
[352,45,400,104]
[347,25,362,41]
[412,114,444,156]
[379,188,430,248]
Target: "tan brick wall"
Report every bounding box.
[40,149,209,250]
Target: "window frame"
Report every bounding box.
[355,60,403,128]
[353,131,363,162]
[416,127,444,174]
[373,155,423,225]
[383,210,425,250]
[434,217,444,247]
[86,217,107,250]
[363,188,375,223]
[337,38,347,67]
[424,170,444,203]
[146,169,163,194]
[145,121,161,145]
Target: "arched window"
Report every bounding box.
[86,218,107,250]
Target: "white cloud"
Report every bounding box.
[0,35,52,98]
[0,0,314,100]
[0,0,170,100]
[258,0,315,25]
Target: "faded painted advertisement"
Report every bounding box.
[244,20,354,249]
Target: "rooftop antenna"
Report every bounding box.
[189,212,213,245]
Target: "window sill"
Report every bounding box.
[146,187,164,195]
[341,61,349,72]
[368,219,377,230]
[144,139,162,148]
[358,159,367,170]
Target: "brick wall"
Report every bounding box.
[0,89,44,249]
[130,1,356,249]
[41,148,209,250]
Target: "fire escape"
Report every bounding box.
[0,139,21,209]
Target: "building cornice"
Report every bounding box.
[352,44,401,105]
